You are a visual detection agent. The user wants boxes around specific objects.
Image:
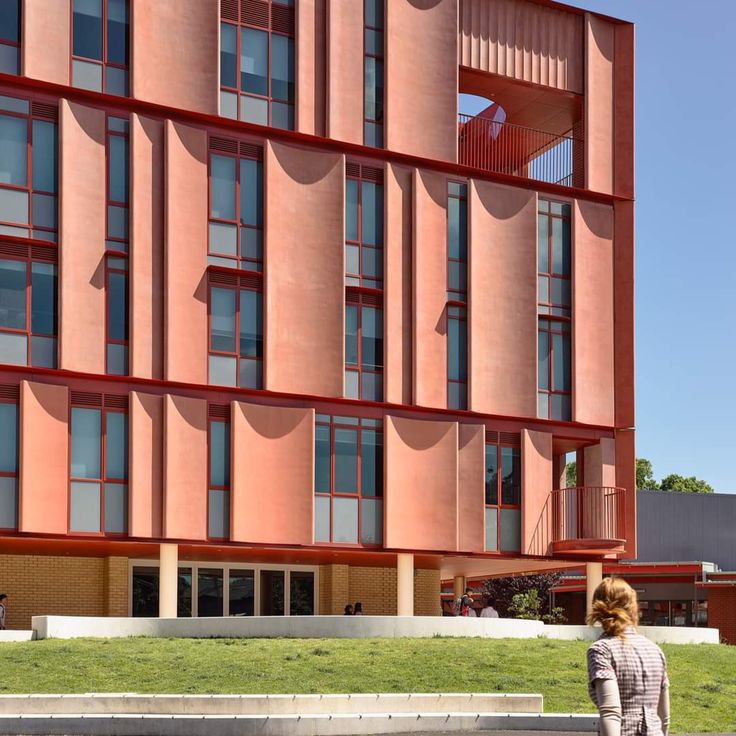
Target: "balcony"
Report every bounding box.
[458,113,583,188]
[551,486,626,555]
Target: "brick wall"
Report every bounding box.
[320,564,441,616]
[0,554,129,629]
[707,587,736,645]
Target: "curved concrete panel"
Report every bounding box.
[469,181,536,417]
[131,0,218,114]
[164,121,208,385]
[573,200,615,427]
[59,101,106,374]
[22,0,70,85]
[265,142,344,397]
[458,424,485,554]
[19,381,69,535]
[231,402,314,545]
[386,0,458,161]
[163,394,207,541]
[521,429,552,556]
[385,416,458,552]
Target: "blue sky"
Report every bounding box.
[559,0,736,491]
[466,0,736,491]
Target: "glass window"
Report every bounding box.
[73,0,103,60]
[198,568,224,616]
[210,288,236,352]
[500,508,521,552]
[0,114,27,186]
[332,496,358,543]
[105,412,128,480]
[241,28,268,96]
[30,262,56,336]
[271,34,294,102]
[501,447,521,505]
[0,259,26,330]
[71,408,101,479]
[109,135,128,203]
[364,0,384,146]
[106,0,129,66]
[315,424,330,493]
[485,444,498,505]
[360,429,382,497]
[289,571,314,616]
[70,481,101,532]
[209,420,230,487]
[208,489,230,538]
[132,566,159,617]
[260,570,284,616]
[220,23,237,89]
[229,569,254,616]
[107,271,127,341]
[335,428,358,493]
[0,402,17,473]
[0,1,20,44]
[447,306,467,409]
[211,155,236,220]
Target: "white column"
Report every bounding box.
[159,543,179,618]
[586,562,603,616]
[453,575,466,601]
[396,553,414,616]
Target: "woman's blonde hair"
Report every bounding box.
[586,577,639,637]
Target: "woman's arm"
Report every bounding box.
[658,683,670,736]
[594,678,622,736]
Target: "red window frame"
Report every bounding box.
[207,269,264,389]
[220,0,295,128]
[314,414,383,547]
[345,162,384,289]
[447,304,467,410]
[447,180,468,410]
[70,0,130,96]
[104,254,128,375]
[0,383,19,532]
[0,0,20,75]
[68,393,129,538]
[0,95,58,242]
[207,403,231,541]
[363,0,384,146]
[345,289,383,402]
[105,114,129,252]
[208,136,263,271]
[0,241,58,368]
[484,433,522,553]
[538,198,572,421]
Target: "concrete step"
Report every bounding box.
[0,693,543,716]
[0,712,599,735]
[0,630,33,642]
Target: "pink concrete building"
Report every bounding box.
[0,0,635,627]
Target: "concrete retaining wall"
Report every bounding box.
[31,615,720,644]
[0,630,34,642]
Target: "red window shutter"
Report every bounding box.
[210,136,238,154]
[209,403,230,419]
[346,162,361,178]
[31,245,58,263]
[242,0,269,29]
[239,274,262,290]
[209,270,239,286]
[0,384,20,401]
[239,141,263,160]
[361,165,384,184]
[70,391,103,407]
[499,431,521,447]
[270,3,295,35]
[31,101,58,121]
[485,430,499,444]
[0,242,27,258]
[361,292,382,308]
[221,0,238,21]
[345,290,360,305]
[104,394,129,410]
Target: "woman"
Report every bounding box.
[587,578,670,736]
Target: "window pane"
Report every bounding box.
[364,57,383,122]
[361,306,383,369]
[314,494,330,542]
[361,498,383,545]
[448,382,466,411]
[345,244,359,275]
[107,270,128,341]
[70,481,101,532]
[0,476,17,529]
[550,393,571,422]
[345,304,358,365]
[0,331,26,365]
[229,569,254,616]
[501,447,521,506]
[361,182,383,246]
[334,428,358,493]
[210,154,236,220]
[448,196,466,259]
[220,22,237,88]
[538,391,549,419]
[552,217,571,275]
[361,371,382,402]
[361,429,382,497]
[365,0,384,29]
[32,120,57,193]
[0,258,26,329]
[107,205,128,239]
[345,369,359,399]
[106,0,129,65]
[552,332,571,391]
[0,114,27,186]
[106,411,128,480]
[209,222,237,256]
[500,508,521,552]
[31,335,56,368]
[448,261,466,293]
[240,158,262,227]
[209,354,236,386]
[0,188,27,226]
[241,28,268,96]
[210,288,236,352]
[290,571,315,615]
[198,568,224,616]
[109,135,128,203]
[271,101,294,131]
[346,179,358,242]
[485,444,498,505]
[208,488,230,538]
[239,357,261,389]
[240,95,268,125]
[271,34,294,102]
[220,90,237,119]
[210,420,230,487]
[447,316,467,381]
[73,0,103,59]
[104,483,128,533]
[105,66,128,96]
[537,215,549,273]
[72,59,103,91]
[71,408,101,479]
[0,402,18,473]
[0,45,19,75]
[364,122,382,148]
[485,507,498,551]
[239,289,262,357]
[241,227,262,262]
[364,28,383,56]
[551,277,570,308]
[259,570,284,616]
[106,343,127,375]
[332,497,358,543]
[538,330,549,390]
[315,424,330,493]
[0,0,20,43]
[32,193,57,229]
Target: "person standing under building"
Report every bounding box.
[586,578,670,736]
[343,604,354,615]
[480,598,499,618]
[0,594,7,630]
[457,587,475,617]
[353,602,363,615]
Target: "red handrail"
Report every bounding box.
[551,486,626,543]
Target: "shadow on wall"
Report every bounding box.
[577,200,614,240]
[270,141,342,186]
[474,181,533,222]
[236,402,312,441]
[390,415,456,452]
[407,0,445,10]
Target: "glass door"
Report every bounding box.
[260,570,285,615]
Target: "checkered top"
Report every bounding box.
[587,628,669,736]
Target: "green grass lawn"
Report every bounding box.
[1,637,734,733]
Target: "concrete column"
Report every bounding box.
[586,562,603,616]
[397,553,414,616]
[159,543,178,618]
[453,576,466,600]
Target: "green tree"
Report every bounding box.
[565,461,576,487]
[659,474,714,494]
[636,458,659,490]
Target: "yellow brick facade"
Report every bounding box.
[0,554,130,629]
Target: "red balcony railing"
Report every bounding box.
[551,486,626,553]
[458,114,583,187]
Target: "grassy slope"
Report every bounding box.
[1,638,734,733]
